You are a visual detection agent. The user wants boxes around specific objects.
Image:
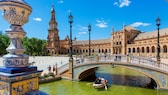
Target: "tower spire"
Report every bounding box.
[49,4,57,30]
[51,4,55,21]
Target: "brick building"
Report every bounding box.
[46,6,168,58]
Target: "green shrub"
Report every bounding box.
[48,72,55,77]
[44,73,50,78]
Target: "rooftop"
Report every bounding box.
[73,38,111,45]
[134,28,168,40]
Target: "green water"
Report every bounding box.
[40,66,168,95]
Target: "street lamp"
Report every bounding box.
[88,24,91,56]
[68,12,73,78]
[156,17,161,65]
[69,12,73,59]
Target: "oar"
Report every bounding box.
[104,84,107,90]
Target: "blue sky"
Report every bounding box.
[0,0,168,40]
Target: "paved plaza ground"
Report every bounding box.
[0,56,168,76]
[0,56,69,75]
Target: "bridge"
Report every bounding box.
[58,54,168,90]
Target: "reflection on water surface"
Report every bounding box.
[40,66,168,95]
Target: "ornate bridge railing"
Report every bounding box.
[82,54,168,73]
[58,54,168,74]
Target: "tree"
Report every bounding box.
[0,34,46,56]
[0,34,10,55]
[22,37,46,56]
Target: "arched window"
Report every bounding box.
[152,46,155,53]
[102,49,104,53]
[128,48,131,53]
[105,49,107,53]
[119,41,121,45]
[47,50,50,54]
[141,47,144,53]
[133,48,135,53]
[92,49,94,53]
[163,45,167,53]
[137,47,140,53]
[147,47,150,53]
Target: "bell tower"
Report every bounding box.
[46,5,60,55]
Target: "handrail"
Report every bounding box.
[58,54,168,74]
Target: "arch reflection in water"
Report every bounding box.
[40,66,168,95]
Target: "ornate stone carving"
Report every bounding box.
[3,55,29,67]
[0,0,32,68]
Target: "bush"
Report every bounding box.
[39,76,45,79]
[44,73,50,78]
[48,72,55,77]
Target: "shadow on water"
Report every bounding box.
[25,91,49,95]
[81,66,157,89]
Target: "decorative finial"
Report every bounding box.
[123,22,126,30]
[112,27,114,33]
[51,4,55,12]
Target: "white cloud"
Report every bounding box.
[78,31,87,35]
[96,19,108,28]
[58,0,63,4]
[33,18,42,22]
[78,25,88,35]
[114,2,119,6]
[114,0,131,8]
[130,22,151,27]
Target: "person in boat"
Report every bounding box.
[93,77,108,90]
[94,78,101,84]
[100,77,108,85]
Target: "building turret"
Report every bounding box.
[46,5,60,55]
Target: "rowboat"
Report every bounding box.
[93,83,105,88]
[93,78,108,90]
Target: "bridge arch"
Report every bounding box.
[73,62,168,90]
[123,66,159,89]
[77,67,97,81]
[59,54,168,90]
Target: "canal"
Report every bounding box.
[40,66,168,95]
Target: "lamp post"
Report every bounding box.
[68,12,73,78]
[69,13,73,59]
[156,17,161,65]
[88,24,91,56]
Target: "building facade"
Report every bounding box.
[46,6,168,58]
[127,28,168,58]
[45,6,111,56]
